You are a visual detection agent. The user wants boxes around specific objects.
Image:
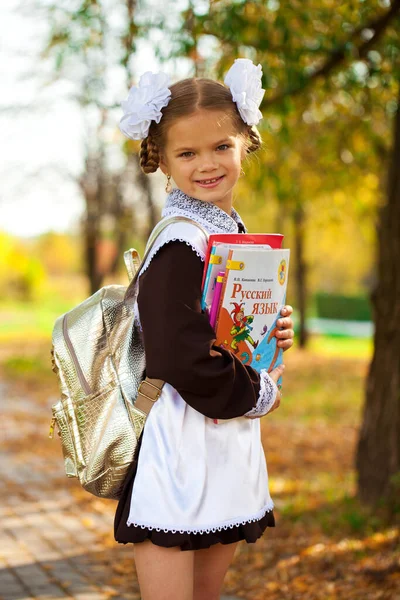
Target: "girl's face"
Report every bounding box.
[159,109,246,214]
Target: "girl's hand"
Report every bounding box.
[276,305,294,352]
[267,363,284,414]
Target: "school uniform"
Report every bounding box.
[114,189,278,551]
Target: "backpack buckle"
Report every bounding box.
[136,379,164,416]
[137,379,163,402]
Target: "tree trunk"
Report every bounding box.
[293,201,308,348]
[84,214,103,296]
[356,85,400,507]
[80,156,103,296]
[109,174,128,276]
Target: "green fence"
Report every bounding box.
[314,292,372,322]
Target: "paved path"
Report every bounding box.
[0,382,238,600]
[0,381,140,600]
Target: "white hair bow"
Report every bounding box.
[119,71,172,140]
[224,58,265,126]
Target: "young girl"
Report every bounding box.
[114,59,294,600]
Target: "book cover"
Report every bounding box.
[201,233,284,290]
[201,234,284,312]
[214,246,290,383]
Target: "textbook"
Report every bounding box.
[201,233,283,311]
[213,245,290,385]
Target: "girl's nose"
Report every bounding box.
[198,156,218,172]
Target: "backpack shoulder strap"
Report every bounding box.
[145,216,208,254]
[127,216,209,287]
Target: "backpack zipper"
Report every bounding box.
[62,313,92,396]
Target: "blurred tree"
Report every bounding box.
[0,232,46,301]
[40,0,155,293]
[356,85,400,508]
[40,0,106,293]
[35,231,82,275]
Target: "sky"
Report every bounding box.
[0,0,193,238]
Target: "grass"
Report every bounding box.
[308,333,373,359]
[0,273,127,341]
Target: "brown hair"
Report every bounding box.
[139,78,262,174]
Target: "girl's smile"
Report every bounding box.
[160,109,246,214]
[195,174,225,188]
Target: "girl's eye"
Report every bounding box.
[217,144,231,151]
[179,151,194,158]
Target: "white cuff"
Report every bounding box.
[244,369,278,418]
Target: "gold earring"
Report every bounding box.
[165,174,172,194]
[240,168,245,176]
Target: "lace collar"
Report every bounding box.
[162,188,247,234]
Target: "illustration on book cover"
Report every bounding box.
[215,248,290,374]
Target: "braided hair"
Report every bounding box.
[246,126,262,154]
[139,135,160,173]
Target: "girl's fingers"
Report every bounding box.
[277,328,294,339]
[280,305,293,317]
[279,339,294,351]
[276,327,294,348]
[268,363,285,384]
[276,317,295,351]
[276,317,294,330]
